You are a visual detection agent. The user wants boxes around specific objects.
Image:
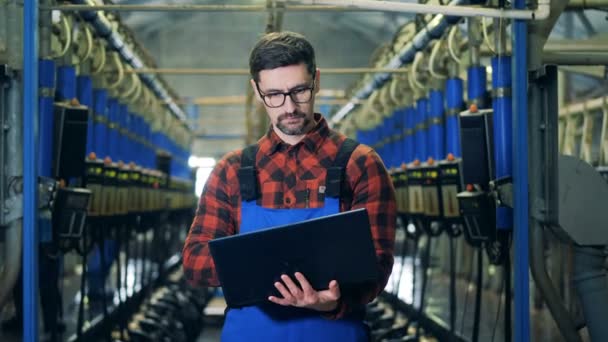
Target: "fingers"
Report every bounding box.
[274,281,294,303]
[294,272,315,296]
[327,280,341,300]
[268,295,290,306]
[281,274,303,298]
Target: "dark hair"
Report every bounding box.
[249,31,316,82]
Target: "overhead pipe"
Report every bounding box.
[45,3,376,12]
[330,0,553,124]
[71,0,189,127]
[331,0,465,124]
[542,52,608,65]
[126,67,410,75]
[303,0,551,19]
[565,0,608,8]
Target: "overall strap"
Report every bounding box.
[238,144,259,201]
[325,138,359,198]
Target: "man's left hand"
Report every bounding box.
[269,272,340,312]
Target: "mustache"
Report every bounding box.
[278,112,306,121]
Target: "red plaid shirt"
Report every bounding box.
[183,114,396,318]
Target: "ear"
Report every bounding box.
[314,68,320,95]
[250,79,263,103]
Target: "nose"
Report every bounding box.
[282,94,297,113]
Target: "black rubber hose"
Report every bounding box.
[449,237,457,341]
[123,224,131,302]
[504,251,511,342]
[139,231,148,293]
[412,236,419,312]
[114,225,125,339]
[394,229,410,296]
[472,248,483,342]
[416,236,433,340]
[98,228,111,342]
[76,226,88,339]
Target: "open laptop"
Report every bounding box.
[208,208,378,308]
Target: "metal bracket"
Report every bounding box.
[489,176,513,209]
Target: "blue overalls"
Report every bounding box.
[220,139,369,342]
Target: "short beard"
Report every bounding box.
[276,112,311,136]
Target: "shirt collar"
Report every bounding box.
[260,113,329,155]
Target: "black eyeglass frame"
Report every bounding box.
[255,78,316,108]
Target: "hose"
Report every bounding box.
[429,40,448,79]
[447,26,462,65]
[504,249,511,342]
[98,229,111,342]
[91,40,107,74]
[76,226,88,339]
[416,236,434,339]
[114,225,126,339]
[53,14,72,58]
[472,248,483,342]
[449,237,457,340]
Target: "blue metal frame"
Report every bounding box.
[512,2,530,341]
[23,0,39,341]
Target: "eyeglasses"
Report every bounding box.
[255,80,315,108]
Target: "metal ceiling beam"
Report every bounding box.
[127,67,409,75]
[43,4,380,12]
[566,0,608,8]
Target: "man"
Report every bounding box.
[183,31,396,341]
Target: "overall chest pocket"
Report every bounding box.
[258,179,328,209]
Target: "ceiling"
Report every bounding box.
[115,0,415,158]
[114,0,608,159]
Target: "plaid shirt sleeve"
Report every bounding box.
[325,145,396,319]
[182,151,240,287]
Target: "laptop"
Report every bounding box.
[208,208,379,308]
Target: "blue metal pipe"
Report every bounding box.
[467,66,487,107]
[56,66,76,101]
[38,60,55,178]
[383,116,393,167]
[144,120,152,168]
[136,116,144,165]
[73,0,188,126]
[119,104,128,162]
[107,98,120,161]
[405,106,416,163]
[127,111,136,164]
[492,55,513,230]
[446,77,463,157]
[415,98,428,161]
[331,0,465,124]
[77,75,94,156]
[93,89,108,158]
[394,108,405,167]
[23,0,39,340]
[429,89,445,161]
[38,60,55,244]
[512,3,530,340]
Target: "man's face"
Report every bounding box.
[252,63,319,137]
